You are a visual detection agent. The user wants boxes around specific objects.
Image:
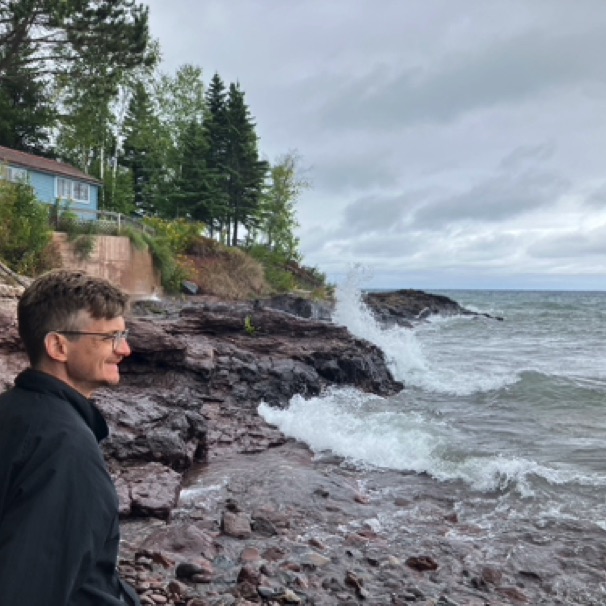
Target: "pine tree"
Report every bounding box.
[173,119,210,221]
[155,64,207,218]
[121,81,167,215]
[201,72,230,237]
[0,1,151,79]
[225,83,268,246]
[0,43,55,153]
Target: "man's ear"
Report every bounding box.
[44,332,69,363]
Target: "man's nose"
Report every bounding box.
[115,338,131,356]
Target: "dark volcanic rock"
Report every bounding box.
[259,294,333,321]
[0,296,402,520]
[364,289,503,327]
[0,309,27,391]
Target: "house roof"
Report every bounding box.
[0,146,102,185]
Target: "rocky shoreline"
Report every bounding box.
[0,289,548,606]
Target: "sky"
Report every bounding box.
[143,0,606,290]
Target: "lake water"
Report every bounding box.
[259,282,606,603]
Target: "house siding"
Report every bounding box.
[0,147,101,219]
[19,169,100,217]
[28,171,55,204]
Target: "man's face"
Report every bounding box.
[62,315,131,398]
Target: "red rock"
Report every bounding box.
[222,510,252,539]
[405,555,438,572]
[496,586,529,603]
[240,546,261,562]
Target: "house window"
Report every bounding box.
[8,166,27,182]
[56,177,90,203]
[57,177,71,199]
[72,181,90,202]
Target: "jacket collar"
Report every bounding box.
[14,368,109,442]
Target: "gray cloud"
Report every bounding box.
[146,0,606,289]
[317,27,606,133]
[528,226,606,259]
[412,169,569,228]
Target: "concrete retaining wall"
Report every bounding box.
[53,233,161,297]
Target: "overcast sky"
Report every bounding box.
[144,0,606,290]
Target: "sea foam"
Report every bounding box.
[258,388,600,495]
[332,273,518,396]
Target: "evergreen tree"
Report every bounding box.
[173,119,210,221]
[225,82,268,246]
[0,1,151,79]
[155,64,207,217]
[121,81,167,215]
[201,72,230,236]
[0,42,55,153]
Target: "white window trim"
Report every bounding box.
[56,177,91,204]
[0,164,28,183]
[8,166,27,183]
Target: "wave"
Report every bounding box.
[333,275,519,395]
[258,387,606,496]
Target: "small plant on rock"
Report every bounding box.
[244,315,256,336]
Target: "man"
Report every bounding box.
[0,269,140,605]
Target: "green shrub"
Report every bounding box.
[246,243,296,293]
[143,217,206,255]
[71,234,95,260]
[0,182,52,275]
[122,226,148,251]
[142,232,188,294]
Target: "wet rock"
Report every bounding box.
[405,555,438,572]
[176,562,205,579]
[496,585,529,602]
[251,514,278,537]
[141,523,217,563]
[364,289,503,327]
[259,294,332,321]
[116,463,182,519]
[301,552,331,568]
[481,565,503,585]
[222,510,252,539]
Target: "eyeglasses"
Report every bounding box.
[53,330,130,352]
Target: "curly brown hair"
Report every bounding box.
[18,269,129,366]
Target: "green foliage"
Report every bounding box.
[200,72,230,236]
[121,80,169,214]
[101,166,136,213]
[257,151,308,263]
[0,1,152,81]
[143,217,205,255]
[141,232,187,294]
[0,0,153,154]
[247,243,296,293]
[0,182,52,275]
[122,226,148,251]
[172,119,211,220]
[244,315,256,336]
[0,43,55,153]
[224,83,269,245]
[71,234,95,260]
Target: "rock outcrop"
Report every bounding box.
[364,289,503,327]
[0,297,403,519]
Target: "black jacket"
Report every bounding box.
[0,369,140,605]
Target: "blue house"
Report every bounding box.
[0,145,102,218]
